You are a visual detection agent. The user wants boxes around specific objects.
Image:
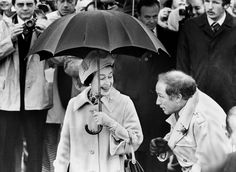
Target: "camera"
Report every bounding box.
[23,18,37,34]
[179,5,193,19]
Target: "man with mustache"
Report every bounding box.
[176,0,236,114]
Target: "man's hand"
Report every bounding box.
[35,19,47,34]
[150,137,170,156]
[158,7,172,28]
[10,23,24,43]
[64,56,82,78]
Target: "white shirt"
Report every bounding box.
[207,11,226,26]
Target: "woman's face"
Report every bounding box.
[91,66,114,96]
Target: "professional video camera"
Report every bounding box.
[23,18,37,35]
[179,5,194,19]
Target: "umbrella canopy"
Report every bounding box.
[30,10,168,59]
[30,10,170,135]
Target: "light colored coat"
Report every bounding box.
[45,10,65,123]
[54,86,143,172]
[162,90,231,172]
[0,19,52,111]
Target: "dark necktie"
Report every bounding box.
[211,22,220,32]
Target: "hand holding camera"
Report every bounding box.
[179,5,193,19]
[22,18,47,35]
[22,18,37,35]
[150,137,170,156]
[10,23,24,43]
[158,7,172,28]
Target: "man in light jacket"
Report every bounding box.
[150,70,231,172]
[0,0,51,171]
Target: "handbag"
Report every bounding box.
[124,146,144,172]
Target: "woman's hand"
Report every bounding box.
[92,111,115,127]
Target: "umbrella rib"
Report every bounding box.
[103,11,112,53]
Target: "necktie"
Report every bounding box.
[211,22,220,32]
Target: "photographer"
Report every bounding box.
[167,0,205,31]
[0,0,50,171]
[158,0,186,28]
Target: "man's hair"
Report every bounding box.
[12,0,37,6]
[222,0,230,6]
[158,70,197,100]
[55,0,78,5]
[137,0,160,14]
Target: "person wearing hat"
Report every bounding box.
[54,50,143,172]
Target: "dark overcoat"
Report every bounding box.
[177,12,236,112]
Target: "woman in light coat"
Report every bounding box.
[54,50,143,172]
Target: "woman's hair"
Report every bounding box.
[137,0,160,14]
[158,70,197,100]
[84,73,95,86]
[83,65,114,86]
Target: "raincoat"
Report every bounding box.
[0,19,51,111]
[54,86,143,172]
[160,89,231,172]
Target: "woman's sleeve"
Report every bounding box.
[53,100,72,172]
[110,96,143,155]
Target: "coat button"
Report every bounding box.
[90,150,95,155]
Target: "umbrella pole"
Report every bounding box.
[97,57,102,172]
[132,0,135,16]
[95,0,97,10]
[97,58,102,112]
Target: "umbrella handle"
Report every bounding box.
[85,124,103,135]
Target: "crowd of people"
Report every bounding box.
[1,0,236,172]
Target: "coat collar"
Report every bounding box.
[167,89,199,148]
[194,12,233,37]
[73,86,120,113]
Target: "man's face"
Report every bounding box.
[14,0,35,20]
[189,0,205,17]
[0,0,12,11]
[57,0,76,16]
[155,81,181,115]
[138,4,159,31]
[204,0,225,21]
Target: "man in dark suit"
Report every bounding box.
[177,0,236,113]
[137,0,179,61]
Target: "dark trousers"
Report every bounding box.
[42,124,61,172]
[0,109,47,172]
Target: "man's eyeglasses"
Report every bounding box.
[57,0,74,4]
[16,2,34,8]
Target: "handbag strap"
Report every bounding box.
[127,129,138,164]
[130,145,136,164]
